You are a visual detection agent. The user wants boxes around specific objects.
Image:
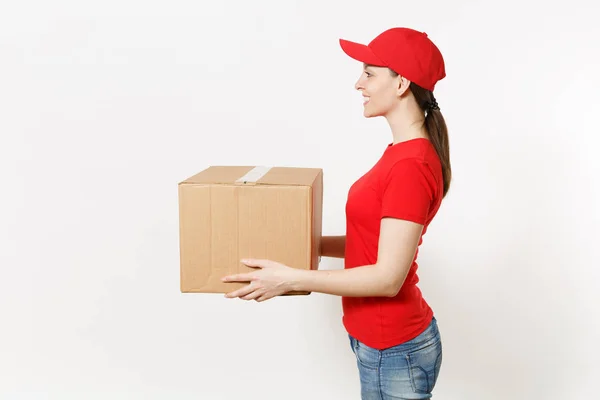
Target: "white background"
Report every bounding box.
[1,1,599,399]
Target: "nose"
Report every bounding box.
[355,76,364,91]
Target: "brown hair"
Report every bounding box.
[389,69,452,198]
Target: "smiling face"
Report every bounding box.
[355,64,404,118]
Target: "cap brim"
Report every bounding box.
[339,39,385,66]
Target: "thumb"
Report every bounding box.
[241,258,275,268]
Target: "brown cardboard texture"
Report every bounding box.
[178,166,323,295]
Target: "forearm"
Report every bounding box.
[292,265,396,297]
[320,235,346,258]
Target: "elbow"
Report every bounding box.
[380,273,405,297]
[383,283,401,297]
[379,278,402,297]
[374,264,406,297]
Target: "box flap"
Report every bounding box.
[181,166,254,185]
[181,166,322,186]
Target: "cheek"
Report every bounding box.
[368,82,389,102]
[369,87,393,108]
[378,87,396,108]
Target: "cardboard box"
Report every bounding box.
[178,166,323,295]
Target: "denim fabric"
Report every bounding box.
[349,317,442,399]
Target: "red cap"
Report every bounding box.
[339,27,446,92]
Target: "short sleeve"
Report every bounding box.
[380,159,435,225]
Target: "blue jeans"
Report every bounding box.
[349,317,442,399]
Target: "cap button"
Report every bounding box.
[423,32,428,37]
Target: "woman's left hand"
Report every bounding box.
[221,259,299,302]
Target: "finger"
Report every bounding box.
[225,283,256,299]
[256,293,275,302]
[241,289,264,301]
[222,273,254,283]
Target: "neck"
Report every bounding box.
[385,100,429,144]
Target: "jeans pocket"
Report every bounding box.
[406,336,442,394]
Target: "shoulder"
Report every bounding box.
[380,156,440,203]
[385,140,441,181]
[384,157,435,186]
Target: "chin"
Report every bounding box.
[363,104,382,118]
[363,109,380,118]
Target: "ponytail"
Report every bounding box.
[409,82,452,198]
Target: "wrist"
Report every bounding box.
[288,268,309,292]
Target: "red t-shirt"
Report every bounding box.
[342,138,444,350]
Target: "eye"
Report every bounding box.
[364,71,372,77]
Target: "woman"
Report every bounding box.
[222,27,451,399]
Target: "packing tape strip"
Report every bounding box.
[235,166,272,184]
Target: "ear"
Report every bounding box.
[396,75,412,97]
